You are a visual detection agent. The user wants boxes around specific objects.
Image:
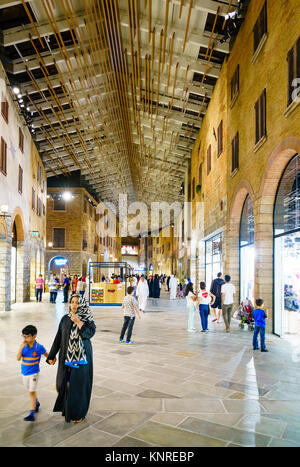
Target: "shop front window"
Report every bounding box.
[239,195,255,304]
[205,233,222,287]
[274,154,300,337]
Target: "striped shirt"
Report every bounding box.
[21,341,46,376]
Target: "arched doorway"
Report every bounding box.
[11,222,17,303]
[274,154,300,337]
[10,213,25,305]
[239,195,255,303]
[226,180,255,303]
[48,256,69,282]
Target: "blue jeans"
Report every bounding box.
[199,304,209,331]
[253,325,266,350]
[50,291,57,303]
[36,288,42,302]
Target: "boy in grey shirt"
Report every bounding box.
[119,286,141,344]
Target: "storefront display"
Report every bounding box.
[88,262,133,306]
[239,195,255,304]
[274,154,300,337]
[205,233,222,287]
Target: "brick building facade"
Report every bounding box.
[187,0,300,334]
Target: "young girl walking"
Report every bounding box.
[198,281,215,332]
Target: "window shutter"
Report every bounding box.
[53,228,65,248]
[232,133,239,172]
[32,188,35,210]
[19,128,24,153]
[18,165,23,194]
[199,163,202,186]
[255,99,259,144]
[287,47,294,106]
[1,99,9,124]
[254,2,267,53]
[0,138,7,175]
[207,145,211,175]
[218,120,223,156]
[261,89,266,139]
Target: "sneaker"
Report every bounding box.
[188,329,197,333]
[118,339,124,343]
[125,341,134,345]
[201,330,206,333]
[253,347,259,350]
[35,400,40,412]
[24,412,35,422]
[261,349,269,352]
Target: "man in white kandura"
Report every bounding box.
[169,274,178,300]
[136,275,149,313]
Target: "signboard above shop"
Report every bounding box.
[121,245,138,255]
[54,257,68,266]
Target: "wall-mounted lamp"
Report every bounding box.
[0,205,10,219]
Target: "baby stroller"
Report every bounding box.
[234,298,255,331]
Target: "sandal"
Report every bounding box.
[73,418,84,424]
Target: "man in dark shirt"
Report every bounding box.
[62,274,70,303]
[210,272,225,323]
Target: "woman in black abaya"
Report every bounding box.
[152,274,160,298]
[47,294,96,423]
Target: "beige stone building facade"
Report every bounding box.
[0,60,46,310]
[46,186,121,281]
[188,0,300,335]
[29,141,47,298]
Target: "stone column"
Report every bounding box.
[254,195,274,332]
[224,217,241,308]
[0,227,12,311]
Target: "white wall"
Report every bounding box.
[0,61,31,232]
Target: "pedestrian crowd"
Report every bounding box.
[22,269,267,426]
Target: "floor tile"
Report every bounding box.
[137,390,179,399]
[93,412,154,436]
[129,421,227,447]
[236,415,286,438]
[179,417,271,447]
[55,427,120,447]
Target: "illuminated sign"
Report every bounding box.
[121,245,138,255]
[54,258,68,266]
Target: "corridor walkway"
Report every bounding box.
[0,291,300,447]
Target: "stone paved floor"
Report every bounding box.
[1,291,300,447]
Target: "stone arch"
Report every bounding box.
[10,208,27,304]
[11,208,25,242]
[225,179,255,299]
[258,137,300,201]
[0,218,8,238]
[255,137,300,325]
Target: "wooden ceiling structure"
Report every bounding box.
[0,0,243,209]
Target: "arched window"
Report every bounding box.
[239,195,255,303]
[274,154,300,336]
[274,154,300,236]
[240,195,254,248]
